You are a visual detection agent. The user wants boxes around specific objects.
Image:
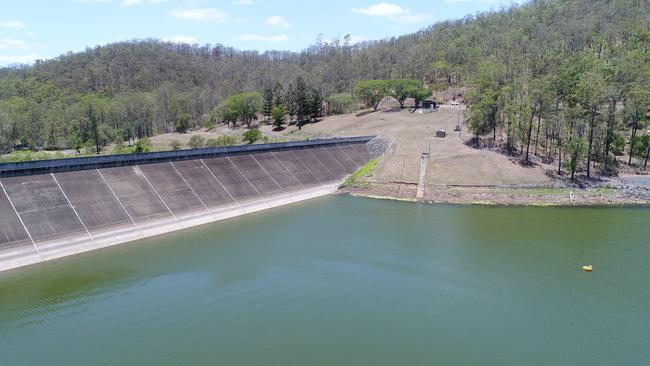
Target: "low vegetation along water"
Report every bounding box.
[0,196,649,365]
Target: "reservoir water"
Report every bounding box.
[1,196,649,365]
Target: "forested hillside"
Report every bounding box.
[0,0,649,173]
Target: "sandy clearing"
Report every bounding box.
[265,106,552,188]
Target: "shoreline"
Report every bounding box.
[338,183,650,207]
[0,183,340,273]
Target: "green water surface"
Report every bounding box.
[1,196,649,365]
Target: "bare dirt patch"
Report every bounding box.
[148,127,242,150]
[267,106,647,205]
[268,106,550,184]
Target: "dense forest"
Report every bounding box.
[0,0,649,174]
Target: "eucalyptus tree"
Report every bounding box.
[576,62,607,178]
[355,80,389,111]
[388,79,420,108]
[466,58,507,145]
[0,111,13,153]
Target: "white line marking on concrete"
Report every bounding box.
[290,150,324,184]
[0,179,39,253]
[51,173,94,241]
[335,145,359,168]
[250,155,282,191]
[305,149,337,180]
[135,165,178,222]
[321,147,348,173]
[0,183,340,273]
[200,159,240,206]
[96,169,142,234]
[227,157,262,196]
[338,144,364,164]
[271,152,304,187]
[170,162,209,211]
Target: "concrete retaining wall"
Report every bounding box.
[0,136,375,177]
[0,140,373,272]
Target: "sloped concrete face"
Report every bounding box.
[229,155,282,196]
[1,174,86,242]
[271,150,321,186]
[0,140,374,272]
[53,170,132,233]
[171,160,235,208]
[252,152,302,191]
[138,163,206,215]
[99,166,173,224]
[294,149,338,182]
[0,187,31,249]
[202,157,259,201]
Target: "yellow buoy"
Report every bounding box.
[582,265,593,272]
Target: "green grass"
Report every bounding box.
[343,159,378,188]
[0,150,66,163]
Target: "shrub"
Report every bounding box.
[204,138,219,148]
[205,135,238,147]
[169,139,182,150]
[430,82,448,91]
[133,137,152,153]
[242,129,263,144]
[325,93,357,115]
[203,118,215,131]
[188,135,206,149]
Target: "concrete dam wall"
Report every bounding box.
[0,137,374,272]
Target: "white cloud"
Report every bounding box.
[170,8,230,22]
[0,54,43,65]
[352,3,408,16]
[233,0,257,5]
[394,13,430,23]
[444,0,498,3]
[239,34,289,42]
[265,16,290,28]
[0,38,29,50]
[162,35,197,44]
[121,0,167,6]
[0,20,24,29]
[352,2,430,23]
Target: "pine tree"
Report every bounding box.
[307,90,323,119]
[284,84,297,121]
[262,87,274,123]
[294,77,308,128]
[273,83,284,108]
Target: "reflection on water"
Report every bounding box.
[0,268,132,327]
[0,196,649,365]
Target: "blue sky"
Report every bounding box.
[0,0,523,66]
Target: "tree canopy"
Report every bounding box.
[0,0,648,172]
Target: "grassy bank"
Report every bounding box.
[342,159,378,188]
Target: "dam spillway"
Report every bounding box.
[0,137,374,272]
